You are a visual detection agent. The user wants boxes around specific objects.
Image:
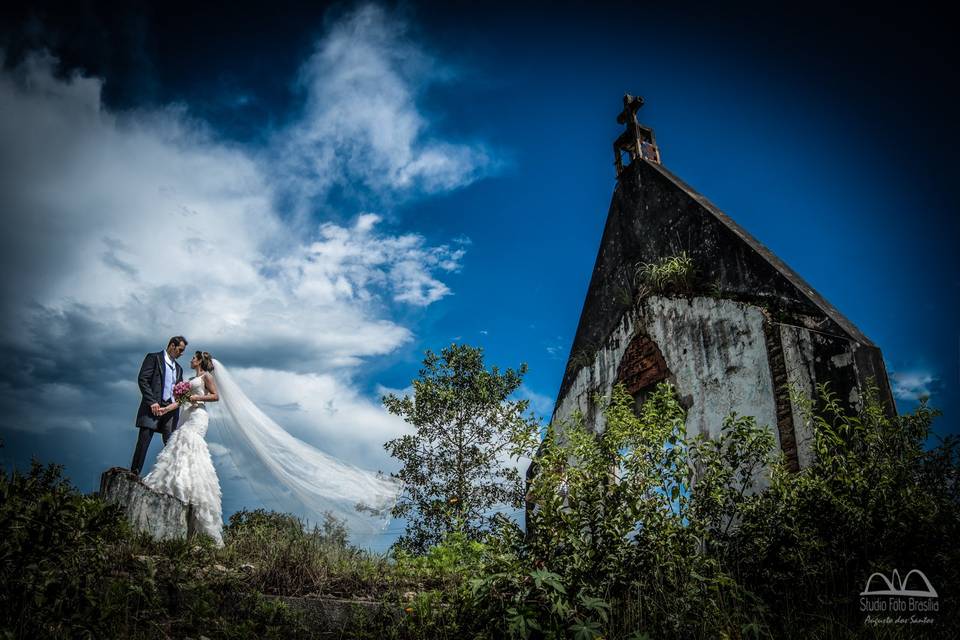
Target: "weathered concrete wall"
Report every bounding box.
[553,312,637,435]
[641,297,777,442]
[778,324,892,469]
[554,296,779,459]
[99,467,195,540]
[551,294,890,476]
[779,325,818,469]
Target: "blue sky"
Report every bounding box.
[0,1,956,549]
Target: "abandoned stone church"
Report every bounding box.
[550,95,895,472]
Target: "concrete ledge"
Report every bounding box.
[264,594,403,629]
[99,466,195,540]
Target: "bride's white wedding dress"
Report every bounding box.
[142,375,224,546]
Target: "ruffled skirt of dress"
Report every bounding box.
[143,407,223,546]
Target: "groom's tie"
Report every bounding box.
[163,359,175,403]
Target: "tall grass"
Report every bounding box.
[635,252,696,295]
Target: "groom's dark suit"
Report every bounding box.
[130,351,183,475]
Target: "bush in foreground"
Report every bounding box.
[461,383,959,639]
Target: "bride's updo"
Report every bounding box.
[195,351,215,372]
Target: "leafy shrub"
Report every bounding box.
[730,385,960,636]
[463,381,958,639]
[0,461,130,638]
[465,384,766,639]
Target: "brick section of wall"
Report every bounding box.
[762,321,800,472]
[615,332,671,395]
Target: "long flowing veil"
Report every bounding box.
[209,359,399,535]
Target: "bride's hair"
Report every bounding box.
[195,351,215,372]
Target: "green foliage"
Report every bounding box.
[528,384,693,593]
[4,378,956,639]
[0,461,130,639]
[465,382,958,638]
[0,465,317,639]
[635,251,696,295]
[690,413,778,547]
[219,508,391,598]
[383,343,542,554]
[730,384,960,636]
[465,383,765,638]
[0,461,488,639]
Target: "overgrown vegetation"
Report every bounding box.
[2,379,957,638]
[0,465,474,639]
[0,462,312,639]
[464,384,770,638]
[458,383,959,638]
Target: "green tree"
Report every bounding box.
[383,343,541,554]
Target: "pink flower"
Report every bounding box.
[173,381,193,405]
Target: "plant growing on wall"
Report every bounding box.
[635,252,696,295]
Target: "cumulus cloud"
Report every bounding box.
[282,213,465,309]
[890,370,939,402]
[274,4,493,211]
[0,4,495,506]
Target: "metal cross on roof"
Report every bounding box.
[613,93,660,176]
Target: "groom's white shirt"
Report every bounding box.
[162,351,176,403]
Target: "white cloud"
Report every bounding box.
[274,4,494,211]
[544,336,567,360]
[890,370,938,402]
[207,441,231,458]
[282,213,464,309]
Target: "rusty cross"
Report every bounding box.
[613,93,658,176]
[616,93,645,128]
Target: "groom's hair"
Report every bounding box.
[168,336,188,348]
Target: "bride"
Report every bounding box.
[143,351,399,546]
[143,351,224,545]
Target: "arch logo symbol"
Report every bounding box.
[860,569,938,598]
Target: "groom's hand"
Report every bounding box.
[151,402,161,416]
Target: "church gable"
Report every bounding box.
[549,95,895,472]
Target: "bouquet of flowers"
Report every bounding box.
[173,380,193,406]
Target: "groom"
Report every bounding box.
[130,336,188,476]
